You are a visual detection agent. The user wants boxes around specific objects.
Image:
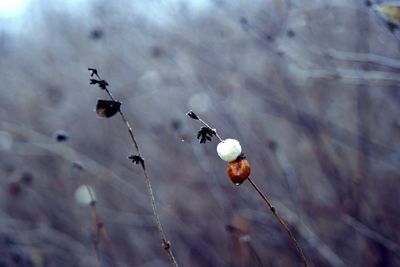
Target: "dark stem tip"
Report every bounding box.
[186,111,199,120]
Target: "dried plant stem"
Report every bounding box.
[92,236,101,267]
[196,117,223,142]
[76,167,117,267]
[247,177,308,267]
[92,71,179,267]
[189,112,308,267]
[62,139,116,267]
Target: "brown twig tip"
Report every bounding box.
[186,111,223,142]
[186,110,199,120]
[88,68,98,77]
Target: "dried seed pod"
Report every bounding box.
[227,159,251,186]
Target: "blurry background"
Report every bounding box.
[1,0,400,266]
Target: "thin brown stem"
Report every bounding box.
[92,71,178,267]
[75,167,117,267]
[196,116,223,142]
[188,112,308,266]
[247,177,308,267]
[92,235,101,267]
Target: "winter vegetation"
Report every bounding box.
[1,0,400,266]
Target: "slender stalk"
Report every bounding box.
[91,71,179,267]
[76,166,117,267]
[63,141,116,267]
[189,112,308,267]
[247,177,308,267]
[196,117,223,142]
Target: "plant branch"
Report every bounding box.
[89,69,178,267]
[75,165,117,267]
[247,177,308,267]
[191,112,223,142]
[187,111,308,266]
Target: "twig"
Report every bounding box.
[75,165,117,267]
[321,48,400,69]
[196,117,223,142]
[88,69,179,267]
[342,213,400,257]
[55,130,117,267]
[294,65,400,83]
[247,177,308,267]
[187,111,308,267]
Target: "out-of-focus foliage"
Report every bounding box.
[374,1,400,25]
[1,0,400,266]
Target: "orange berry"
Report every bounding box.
[227,159,251,186]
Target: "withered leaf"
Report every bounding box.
[90,78,99,85]
[96,99,121,118]
[90,79,109,90]
[197,126,216,144]
[128,154,145,168]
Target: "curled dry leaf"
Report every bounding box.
[96,99,121,118]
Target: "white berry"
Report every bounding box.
[217,139,242,162]
[75,185,96,205]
